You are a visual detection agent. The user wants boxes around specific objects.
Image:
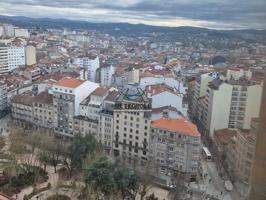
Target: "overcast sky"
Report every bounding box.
[0,0,265,29]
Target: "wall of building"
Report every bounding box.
[207,83,233,136]
[244,84,262,129]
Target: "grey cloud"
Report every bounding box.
[0,0,265,29]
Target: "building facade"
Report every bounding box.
[0,81,7,115]
[113,87,152,166]
[150,117,201,184]
[100,65,115,86]
[0,45,25,73]
[52,78,99,136]
[25,45,36,66]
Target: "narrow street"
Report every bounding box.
[201,159,233,200]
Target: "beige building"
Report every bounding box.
[188,72,219,131]
[203,79,262,137]
[234,118,258,185]
[226,67,252,80]
[25,45,36,66]
[32,91,53,129]
[11,93,33,125]
[74,116,98,138]
[113,87,151,166]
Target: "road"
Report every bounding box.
[201,159,234,200]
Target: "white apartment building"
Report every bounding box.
[79,87,109,120]
[100,65,115,86]
[227,67,252,80]
[145,84,187,116]
[140,76,187,95]
[2,24,14,37]
[203,79,262,136]
[150,117,201,184]
[0,45,25,73]
[14,28,29,38]
[0,26,4,36]
[73,56,99,82]
[52,77,99,136]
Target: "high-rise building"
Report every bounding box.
[100,64,115,86]
[73,56,99,82]
[248,71,266,200]
[0,81,7,115]
[203,79,262,136]
[0,45,25,73]
[113,87,152,166]
[52,77,99,136]
[25,45,36,66]
[2,24,14,37]
[188,72,219,127]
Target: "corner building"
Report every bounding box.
[113,87,152,167]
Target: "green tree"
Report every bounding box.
[65,134,101,176]
[85,156,116,199]
[114,164,139,199]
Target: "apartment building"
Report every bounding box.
[32,91,53,129]
[79,87,109,120]
[11,93,33,124]
[98,90,120,151]
[226,67,252,80]
[188,72,219,124]
[0,81,7,115]
[52,77,99,136]
[0,45,25,73]
[150,117,201,184]
[145,83,187,116]
[113,87,152,166]
[25,45,36,66]
[17,65,41,82]
[14,28,29,38]
[74,56,99,82]
[2,24,14,37]
[203,78,262,136]
[214,118,258,198]
[74,116,98,138]
[234,118,258,185]
[100,64,115,86]
[112,68,140,89]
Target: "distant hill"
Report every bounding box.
[0,15,265,43]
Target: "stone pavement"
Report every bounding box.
[30,187,79,200]
[12,166,59,200]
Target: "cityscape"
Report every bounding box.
[0,1,265,200]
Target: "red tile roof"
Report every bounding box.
[56,77,85,88]
[91,87,109,97]
[145,84,179,96]
[214,128,237,145]
[152,118,200,137]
